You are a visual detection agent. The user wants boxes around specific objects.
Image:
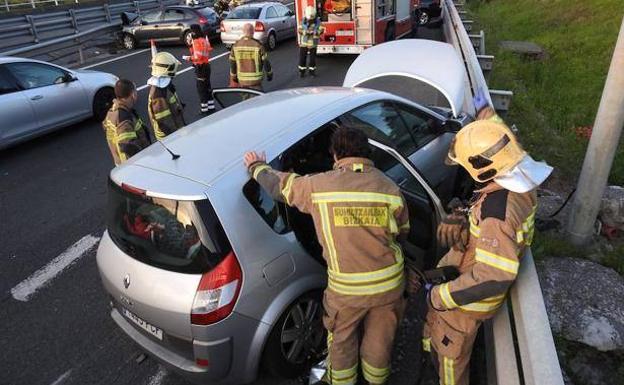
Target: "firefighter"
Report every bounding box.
[422,104,553,385]
[182,24,215,114]
[298,6,325,78]
[229,23,273,91]
[244,126,410,385]
[103,79,151,166]
[147,51,186,141]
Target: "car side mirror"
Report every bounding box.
[442,119,462,132]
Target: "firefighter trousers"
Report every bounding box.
[298,47,317,73]
[194,63,214,113]
[422,309,480,385]
[323,294,403,385]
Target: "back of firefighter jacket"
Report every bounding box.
[229,36,272,88]
[250,157,410,308]
[103,99,151,165]
[148,85,185,141]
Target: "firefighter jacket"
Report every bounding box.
[249,157,410,307]
[148,84,185,141]
[103,99,151,165]
[229,36,272,88]
[190,36,212,66]
[429,182,537,319]
[298,17,325,48]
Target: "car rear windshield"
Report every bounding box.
[106,179,231,274]
[227,7,261,19]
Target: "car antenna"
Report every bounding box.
[157,140,180,160]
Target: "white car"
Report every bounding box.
[0,57,118,149]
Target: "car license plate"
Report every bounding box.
[231,25,241,31]
[122,308,163,340]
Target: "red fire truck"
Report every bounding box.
[295,0,419,54]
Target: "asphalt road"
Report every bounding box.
[0,27,472,385]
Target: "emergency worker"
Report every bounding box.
[148,51,186,140]
[422,97,553,385]
[103,79,151,166]
[229,23,273,91]
[244,126,410,385]
[183,24,215,114]
[298,6,325,77]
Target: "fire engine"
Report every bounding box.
[295,0,419,54]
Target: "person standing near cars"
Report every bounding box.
[148,51,186,140]
[298,6,324,78]
[183,24,215,114]
[103,79,151,166]
[243,126,410,385]
[229,23,273,91]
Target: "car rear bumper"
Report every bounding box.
[220,31,267,46]
[317,44,368,54]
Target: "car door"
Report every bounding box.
[276,5,296,38]
[161,9,188,40]
[264,6,281,39]
[133,10,163,42]
[5,62,90,132]
[0,65,38,147]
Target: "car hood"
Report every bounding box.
[343,39,470,118]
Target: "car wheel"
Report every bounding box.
[183,30,194,47]
[419,10,430,25]
[122,33,137,50]
[93,87,115,122]
[262,291,325,378]
[267,32,277,51]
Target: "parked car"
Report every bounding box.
[0,56,117,150]
[120,6,221,50]
[416,0,441,25]
[96,40,474,385]
[220,2,296,50]
[185,0,214,7]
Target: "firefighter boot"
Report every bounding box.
[299,67,307,78]
[309,67,316,77]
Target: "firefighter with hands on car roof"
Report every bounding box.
[298,5,325,78]
[244,126,411,385]
[103,79,151,166]
[229,23,273,91]
[182,24,215,115]
[422,89,553,385]
[148,51,186,141]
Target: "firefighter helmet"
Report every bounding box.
[447,120,525,183]
[305,5,316,19]
[151,52,181,77]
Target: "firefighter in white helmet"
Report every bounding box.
[148,51,186,141]
[298,5,324,77]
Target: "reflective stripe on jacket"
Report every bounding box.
[103,99,151,165]
[249,157,410,307]
[430,182,537,318]
[148,85,185,141]
[298,17,325,48]
[190,36,212,65]
[229,36,272,87]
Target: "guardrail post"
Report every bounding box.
[26,15,39,43]
[104,4,112,23]
[477,54,494,77]
[4,0,10,12]
[69,9,79,32]
[489,89,513,116]
[30,0,35,8]
[462,19,473,33]
[134,0,141,15]
[469,30,485,55]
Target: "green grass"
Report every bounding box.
[468,0,624,184]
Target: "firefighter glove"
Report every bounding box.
[473,87,489,113]
[437,212,469,252]
[405,268,422,295]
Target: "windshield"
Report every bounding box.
[106,180,231,274]
[227,7,262,19]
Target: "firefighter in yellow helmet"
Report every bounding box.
[148,51,186,141]
[244,126,410,385]
[298,5,325,77]
[423,96,553,385]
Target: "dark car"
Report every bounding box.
[416,0,441,25]
[121,6,221,50]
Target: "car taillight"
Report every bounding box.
[191,251,242,325]
[254,21,265,32]
[198,16,208,24]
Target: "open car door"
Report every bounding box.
[212,88,265,109]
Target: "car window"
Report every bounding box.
[0,67,20,95]
[142,10,162,23]
[5,62,67,90]
[368,145,427,197]
[163,9,186,21]
[276,5,291,17]
[227,7,262,19]
[394,102,441,149]
[243,179,291,234]
[342,101,417,156]
[266,6,278,18]
[199,8,218,21]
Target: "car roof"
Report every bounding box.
[238,2,278,8]
[114,87,386,193]
[0,56,37,64]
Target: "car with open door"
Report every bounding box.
[96,39,475,385]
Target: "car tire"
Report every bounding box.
[183,30,194,47]
[93,87,115,122]
[262,290,326,379]
[122,33,137,50]
[419,10,430,25]
[266,31,277,51]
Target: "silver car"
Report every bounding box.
[96,40,474,384]
[220,2,297,50]
[0,57,117,149]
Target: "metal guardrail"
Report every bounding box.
[0,0,178,52]
[442,1,565,384]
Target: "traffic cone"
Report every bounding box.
[150,39,157,59]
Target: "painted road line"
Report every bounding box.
[50,369,72,385]
[137,50,230,92]
[11,235,100,302]
[81,48,150,70]
[147,367,167,385]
